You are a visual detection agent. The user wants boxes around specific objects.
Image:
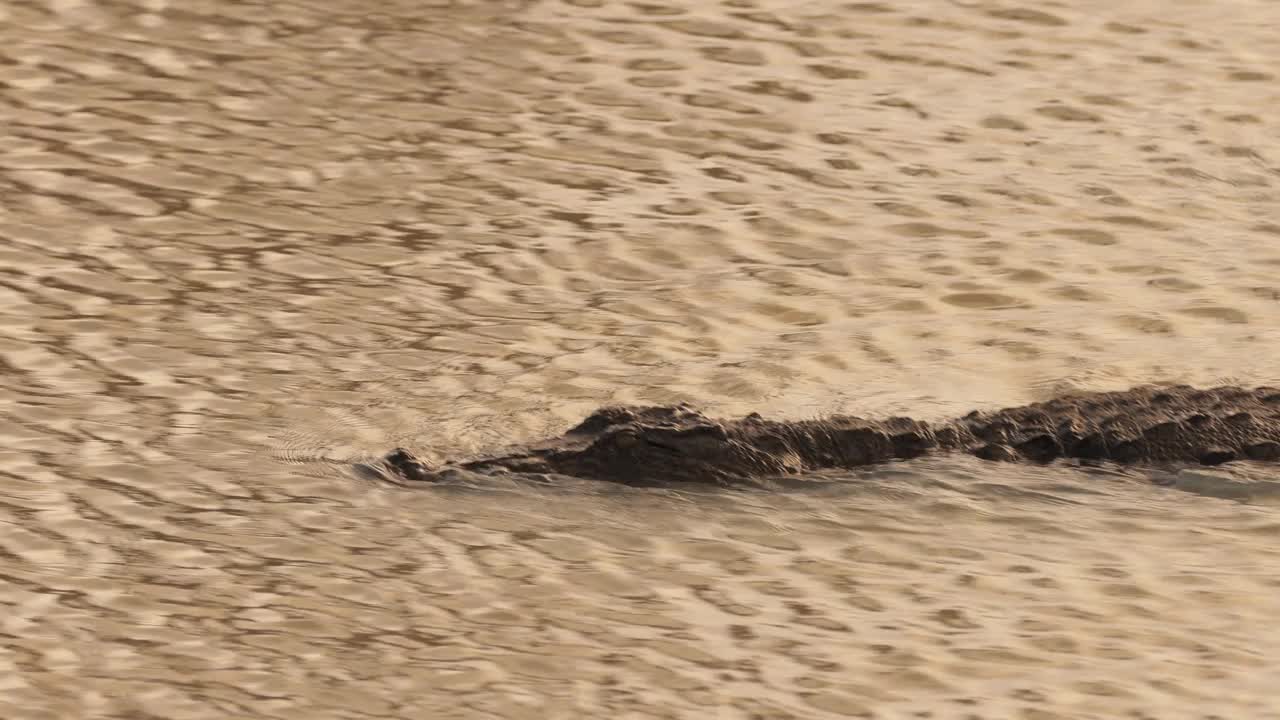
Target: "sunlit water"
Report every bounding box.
[3,0,1280,717]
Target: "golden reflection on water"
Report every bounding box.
[3,0,1280,717]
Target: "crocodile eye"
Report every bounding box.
[684,423,729,440]
[400,463,433,482]
[613,429,641,449]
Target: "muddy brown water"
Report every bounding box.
[3,0,1280,717]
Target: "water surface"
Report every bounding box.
[3,0,1280,717]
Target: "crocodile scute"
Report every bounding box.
[370,385,1280,487]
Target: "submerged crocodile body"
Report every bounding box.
[369,385,1280,487]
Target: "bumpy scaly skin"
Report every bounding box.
[371,385,1280,487]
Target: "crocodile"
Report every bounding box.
[364,385,1280,487]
